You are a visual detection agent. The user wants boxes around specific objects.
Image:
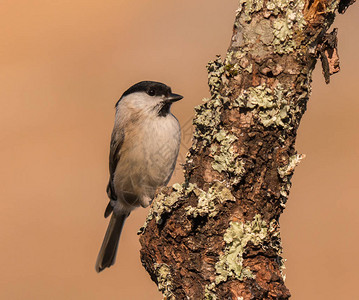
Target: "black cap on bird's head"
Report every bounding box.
[116,81,183,107]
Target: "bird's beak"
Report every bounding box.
[165,93,183,103]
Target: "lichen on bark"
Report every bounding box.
[214,215,279,284]
[185,181,235,218]
[139,1,356,299]
[154,263,174,300]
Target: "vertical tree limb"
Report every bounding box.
[139,1,356,299]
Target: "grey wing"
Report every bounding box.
[105,128,124,218]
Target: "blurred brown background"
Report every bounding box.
[0,1,358,299]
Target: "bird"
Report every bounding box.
[95,81,182,272]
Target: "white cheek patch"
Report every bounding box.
[119,92,163,113]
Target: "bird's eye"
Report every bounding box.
[148,89,156,96]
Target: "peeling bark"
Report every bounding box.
[139,1,356,299]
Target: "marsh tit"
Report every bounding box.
[95,81,182,272]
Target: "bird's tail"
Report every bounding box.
[95,214,127,273]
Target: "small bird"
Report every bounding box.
[95,81,182,272]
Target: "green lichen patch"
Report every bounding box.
[192,57,227,149]
[138,183,198,233]
[154,263,174,300]
[235,0,306,54]
[224,63,240,77]
[278,154,305,178]
[237,0,265,22]
[279,181,292,208]
[185,181,236,218]
[266,0,288,15]
[270,0,306,54]
[214,215,276,284]
[193,99,222,147]
[204,283,217,300]
[207,56,226,97]
[223,49,244,77]
[151,185,182,224]
[210,130,245,184]
[235,84,292,128]
[277,154,305,208]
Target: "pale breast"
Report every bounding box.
[143,114,180,185]
[114,113,180,201]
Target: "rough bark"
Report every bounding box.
[139,0,356,299]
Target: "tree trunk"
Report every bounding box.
[139,0,356,299]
